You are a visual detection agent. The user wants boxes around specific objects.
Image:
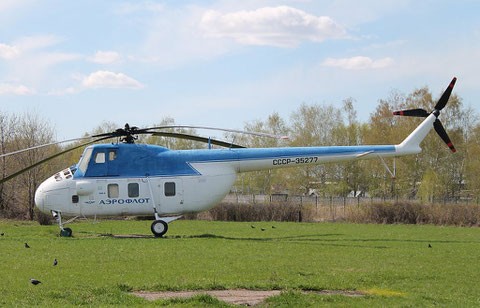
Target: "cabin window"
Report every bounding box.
[78,148,93,173]
[108,150,117,161]
[164,182,176,197]
[95,152,105,164]
[128,183,139,197]
[108,184,119,198]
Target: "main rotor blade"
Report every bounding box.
[0,136,112,184]
[433,119,456,152]
[393,109,429,117]
[434,77,457,111]
[0,136,96,159]
[150,132,246,148]
[147,125,289,140]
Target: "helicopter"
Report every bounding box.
[0,78,457,237]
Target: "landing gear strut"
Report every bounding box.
[52,211,77,237]
[147,177,182,237]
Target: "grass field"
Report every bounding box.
[0,219,479,307]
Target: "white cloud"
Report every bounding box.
[200,6,348,47]
[322,56,394,70]
[0,35,60,60]
[0,43,19,59]
[13,34,61,52]
[0,83,35,95]
[81,71,145,89]
[88,51,121,64]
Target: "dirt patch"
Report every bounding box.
[131,289,366,306]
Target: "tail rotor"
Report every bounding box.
[393,77,457,152]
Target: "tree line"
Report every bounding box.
[0,85,478,220]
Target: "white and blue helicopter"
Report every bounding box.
[0,78,457,237]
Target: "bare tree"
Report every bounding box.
[14,113,55,220]
[0,112,18,215]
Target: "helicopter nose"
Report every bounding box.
[34,184,45,210]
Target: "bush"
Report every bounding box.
[205,202,315,222]
[34,208,53,225]
[346,201,480,226]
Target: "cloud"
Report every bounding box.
[0,83,35,95]
[200,6,348,47]
[13,34,61,52]
[81,71,145,89]
[322,56,394,70]
[88,51,121,64]
[0,35,60,60]
[0,43,19,59]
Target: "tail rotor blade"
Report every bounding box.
[393,109,429,117]
[434,77,457,111]
[434,119,456,152]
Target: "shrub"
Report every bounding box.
[34,208,53,225]
[346,201,480,227]
[206,202,314,222]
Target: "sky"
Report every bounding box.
[1,0,479,141]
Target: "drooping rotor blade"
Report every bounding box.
[393,109,429,117]
[434,77,457,111]
[150,132,245,148]
[433,119,456,152]
[0,136,96,159]
[0,136,112,184]
[147,125,289,140]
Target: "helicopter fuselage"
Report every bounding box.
[34,142,407,218]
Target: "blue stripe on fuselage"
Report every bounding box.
[74,143,395,178]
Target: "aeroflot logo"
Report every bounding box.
[99,198,151,205]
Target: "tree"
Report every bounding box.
[14,113,55,220]
[233,112,290,194]
[0,112,18,215]
[145,117,207,150]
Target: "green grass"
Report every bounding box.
[1,219,480,307]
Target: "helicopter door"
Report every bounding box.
[157,179,184,214]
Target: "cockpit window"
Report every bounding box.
[95,152,106,163]
[108,150,117,161]
[77,148,93,174]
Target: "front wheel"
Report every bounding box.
[151,220,168,237]
[60,227,72,237]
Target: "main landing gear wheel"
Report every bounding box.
[151,220,168,237]
[60,227,72,237]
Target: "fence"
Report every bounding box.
[222,194,480,206]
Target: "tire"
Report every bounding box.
[60,227,73,237]
[151,220,168,237]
